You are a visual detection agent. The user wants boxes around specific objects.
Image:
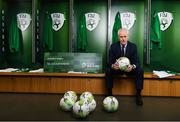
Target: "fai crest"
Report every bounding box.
[158,12,173,31]
[120,12,136,30]
[85,12,100,31]
[51,13,65,31]
[17,13,31,31]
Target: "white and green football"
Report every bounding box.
[84,98,96,113]
[73,99,90,118]
[103,96,119,112]
[59,97,75,111]
[64,91,78,103]
[80,91,94,101]
[116,57,130,71]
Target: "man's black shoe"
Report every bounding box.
[136,95,143,106]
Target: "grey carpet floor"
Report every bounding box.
[0,93,180,121]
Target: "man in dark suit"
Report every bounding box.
[105,28,144,106]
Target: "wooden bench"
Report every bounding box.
[0,72,180,97]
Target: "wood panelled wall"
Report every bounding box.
[0,73,180,97]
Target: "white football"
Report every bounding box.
[116,57,130,71]
[80,91,94,101]
[73,99,90,118]
[83,98,96,113]
[64,91,77,103]
[59,97,75,111]
[103,96,119,112]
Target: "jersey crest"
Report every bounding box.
[157,12,173,31]
[17,13,31,31]
[51,13,65,31]
[85,12,100,31]
[120,12,136,30]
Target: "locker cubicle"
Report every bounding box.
[111,0,146,67]
[73,0,108,69]
[0,0,32,68]
[35,0,69,65]
[146,0,180,72]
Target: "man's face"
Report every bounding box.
[118,30,128,45]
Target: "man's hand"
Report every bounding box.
[125,64,133,72]
[111,62,119,70]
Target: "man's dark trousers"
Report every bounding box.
[105,66,144,95]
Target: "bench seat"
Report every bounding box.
[0,72,180,97]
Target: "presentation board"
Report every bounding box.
[44,52,102,73]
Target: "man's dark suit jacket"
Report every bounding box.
[108,41,140,68]
[106,41,144,90]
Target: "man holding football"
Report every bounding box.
[105,28,144,106]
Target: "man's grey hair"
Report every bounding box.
[118,28,129,35]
